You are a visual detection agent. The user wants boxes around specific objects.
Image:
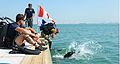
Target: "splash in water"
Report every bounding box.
[52,40,103,60]
[52,55,64,59]
[69,40,103,60]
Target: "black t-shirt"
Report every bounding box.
[7,22,22,39]
[42,23,55,35]
[25,8,35,18]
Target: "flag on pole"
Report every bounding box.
[38,5,56,25]
[38,6,50,19]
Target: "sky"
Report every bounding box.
[0,0,119,24]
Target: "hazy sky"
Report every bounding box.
[0,0,119,24]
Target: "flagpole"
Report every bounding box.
[37,5,39,33]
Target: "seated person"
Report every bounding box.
[7,14,47,51]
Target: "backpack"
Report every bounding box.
[0,22,8,48]
[0,17,15,49]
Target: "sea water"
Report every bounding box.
[33,24,119,64]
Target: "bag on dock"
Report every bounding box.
[9,45,41,55]
[0,21,9,48]
[0,17,15,49]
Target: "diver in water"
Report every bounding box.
[61,48,76,58]
[64,51,75,58]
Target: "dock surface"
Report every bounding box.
[0,45,52,64]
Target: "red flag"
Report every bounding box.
[38,5,56,24]
[38,6,44,17]
[38,6,50,19]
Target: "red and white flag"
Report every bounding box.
[38,6,49,19]
[38,5,56,25]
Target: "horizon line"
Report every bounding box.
[57,22,119,24]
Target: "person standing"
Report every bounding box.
[24,3,35,28]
